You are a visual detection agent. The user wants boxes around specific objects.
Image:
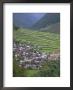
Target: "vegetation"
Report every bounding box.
[13,59,26,77]
[39,60,60,77]
[13,28,60,77]
[13,60,60,77]
[13,28,60,53]
[13,24,19,30]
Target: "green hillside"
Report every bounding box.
[13,28,60,77]
[39,23,60,34]
[13,59,60,77]
[13,28,60,53]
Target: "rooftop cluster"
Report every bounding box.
[13,41,60,69]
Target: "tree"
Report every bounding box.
[13,24,19,30]
[13,60,26,77]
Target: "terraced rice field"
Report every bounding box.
[13,28,60,53]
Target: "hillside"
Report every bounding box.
[32,13,60,29]
[13,13,60,29]
[13,13,45,28]
[13,28,60,77]
[13,28,60,53]
[13,13,60,77]
[39,23,60,34]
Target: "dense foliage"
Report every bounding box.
[13,60,60,77]
[13,24,19,30]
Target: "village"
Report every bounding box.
[13,40,60,69]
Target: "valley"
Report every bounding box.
[13,28,60,77]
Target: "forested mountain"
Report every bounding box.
[32,13,60,29]
[13,13,60,30]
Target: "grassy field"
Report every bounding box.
[13,28,60,77]
[13,28,60,53]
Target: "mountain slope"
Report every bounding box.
[13,28,60,53]
[32,13,60,29]
[13,13,46,28]
[39,23,60,34]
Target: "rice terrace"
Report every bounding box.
[13,13,60,77]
